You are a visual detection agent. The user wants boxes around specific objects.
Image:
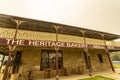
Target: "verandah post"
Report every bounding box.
[2,20,25,80]
[80,29,92,76]
[54,25,60,80]
[99,33,115,73]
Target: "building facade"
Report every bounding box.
[0,14,120,80]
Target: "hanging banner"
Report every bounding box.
[0,38,119,50]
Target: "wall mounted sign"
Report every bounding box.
[0,38,119,50]
[0,28,120,50]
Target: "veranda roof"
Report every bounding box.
[0,13,120,40]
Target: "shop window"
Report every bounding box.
[40,50,63,70]
[97,54,103,63]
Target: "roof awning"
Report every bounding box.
[0,13,120,40]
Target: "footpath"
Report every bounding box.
[42,69,120,80]
[0,69,120,80]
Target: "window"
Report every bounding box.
[40,50,63,70]
[97,54,103,63]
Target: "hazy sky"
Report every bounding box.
[0,0,120,35]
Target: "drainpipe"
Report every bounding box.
[99,33,115,73]
[54,25,60,80]
[0,55,5,71]
[2,20,25,80]
[80,30,92,76]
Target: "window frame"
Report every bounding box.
[40,50,63,71]
[97,54,104,63]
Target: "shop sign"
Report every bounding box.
[0,38,118,50]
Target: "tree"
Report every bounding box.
[110,52,120,61]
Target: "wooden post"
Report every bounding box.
[80,30,92,76]
[99,33,115,73]
[54,25,60,80]
[2,20,25,80]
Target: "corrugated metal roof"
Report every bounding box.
[0,13,120,40]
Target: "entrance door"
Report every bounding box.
[12,51,22,73]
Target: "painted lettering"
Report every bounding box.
[6,39,12,44]
[29,40,35,45]
[19,40,25,45]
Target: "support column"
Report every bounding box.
[2,20,25,80]
[54,25,60,80]
[0,55,5,71]
[80,30,92,76]
[99,33,115,73]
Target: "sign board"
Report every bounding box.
[0,38,119,50]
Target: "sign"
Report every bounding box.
[0,38,119,50]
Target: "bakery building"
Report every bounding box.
[0,14,120,80]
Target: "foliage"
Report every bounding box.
[79,76,114,80]
[113,64,120,68]
[110,52,120,61]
